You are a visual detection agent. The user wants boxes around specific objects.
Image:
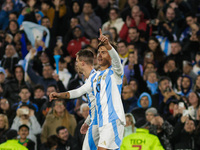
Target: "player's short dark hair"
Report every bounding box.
[76,49,94,65]
[56,126,67,134]
[97,42,117,51]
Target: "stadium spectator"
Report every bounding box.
[124,113,136,137]
[122,85,138,113]
[77,1,101,38]
[41,99,77,143]
[0,114,9,144]
[17,124,35,150]
[56,126,78,150]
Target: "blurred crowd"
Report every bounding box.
[0,0,200,149]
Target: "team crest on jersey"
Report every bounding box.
[98,76,102,82]
[102,75,106,80]
[93,79,97,82]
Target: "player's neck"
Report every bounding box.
[100,64,110,71]
[83,66,94,78]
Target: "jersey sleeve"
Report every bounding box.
[68,79,92,99]
[108,46,123,76]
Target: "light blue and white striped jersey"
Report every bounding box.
[69,69,98,125]
[91,47,126,127]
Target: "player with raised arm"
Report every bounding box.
[91,29,125,150]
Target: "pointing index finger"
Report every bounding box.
[99,28,102,36]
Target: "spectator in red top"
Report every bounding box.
[119,5,151,41]
[67,25,90,58]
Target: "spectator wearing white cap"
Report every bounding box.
[146,107,158,123]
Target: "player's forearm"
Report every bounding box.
[105,43,112,50]
[58,92,70,99]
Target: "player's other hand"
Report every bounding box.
[80,123,89,134]
[49,92,59,101]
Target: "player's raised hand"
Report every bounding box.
[98,28,112,50]
[49,92,60,101]
[98,28,109,45]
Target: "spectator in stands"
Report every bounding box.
[56,126,78,150]
[0,114,9,144]
[40,134,59,150]
[149,115,174,150]
[183,60,197,83]
[147,36,165,65]
[67,25,90,58]
[131,92,152,122]
[161,58,182,87]
[145,107,158,122]
[27,58,66,92]
[11,104,41,144]
[18,124,35,150]
[180,12,197,42]
[78,1,101,38]
[6,20,19,37]
[119,5,149,41]
[182,23,200,60]
[54,57,72,89]
[152,76,180,109]
[158,6,182,41]
[0,67,6,97]
[109,27,120,43]
[124,113,136,137]
[64,17,80,46]
[120,118,164,150]
[122,85,138,113]
[102,7,124,34]
[12,86,38,112]
[94,0,110,24]
[146,71,158,95]
[122,27,148,57]
[180,75,193,98]
[32,85,48,111]
[194,75,200,95]
[0,0,17,30]
[171,115,197,149]
[3,65,31,104]
[0,129,28,150]
[40,84,57,121]
[0,98,15,126]
[124,51,142,83]
[0,44,19,77]
[193,52,200,75]
[41,99,77,143]
[74,103,89,150]
[167,41,187,70]
[120,0,150,21]
[117,40,129,66]
[71,1,81,18]
[188,92,200,120]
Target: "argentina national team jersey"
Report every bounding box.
[69,69,98,125]
[91,47,126,127]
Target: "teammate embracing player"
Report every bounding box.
[50,29,125,150]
